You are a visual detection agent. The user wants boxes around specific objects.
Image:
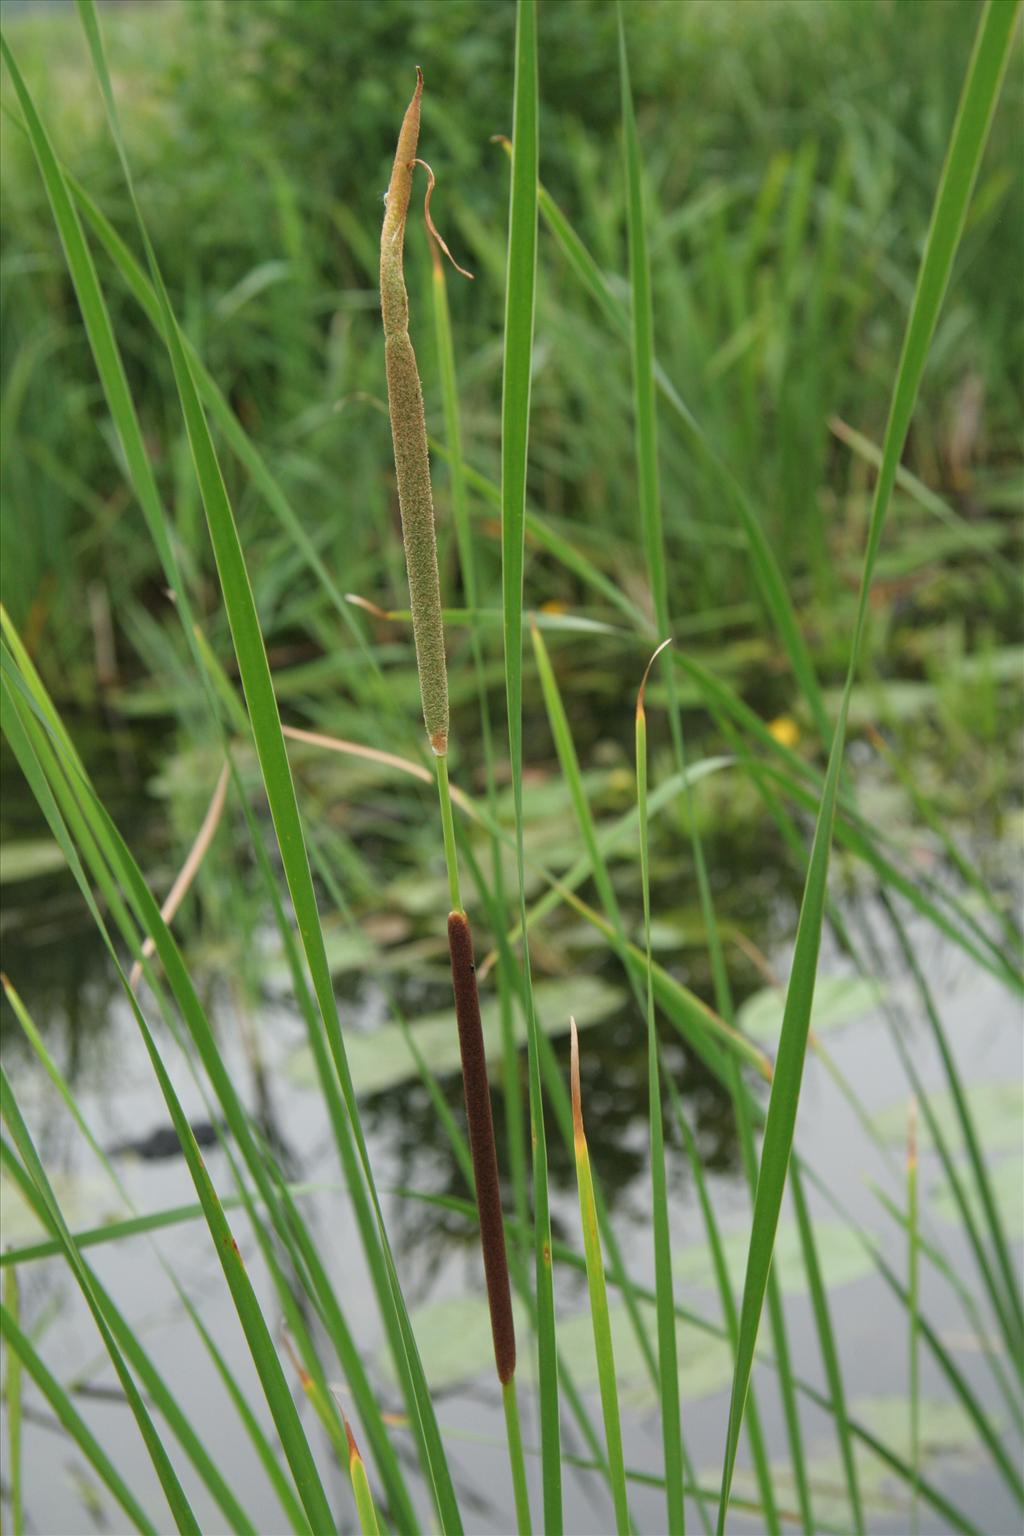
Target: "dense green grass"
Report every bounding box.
[1,1,1022,1533]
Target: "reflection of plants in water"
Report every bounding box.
[366,1011,742,1271]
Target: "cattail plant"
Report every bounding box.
[380,70,529,1532]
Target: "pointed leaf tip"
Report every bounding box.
[637,636,673,717]
[570,1015,584,1145]
[344,1416,360,1465]
[907,1094,918,1171]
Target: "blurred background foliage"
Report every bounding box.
[1,0,1021,950]
[3,0,1020,689]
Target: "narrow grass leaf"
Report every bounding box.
[908,1098,921,1533]
[500,3,562,1529]
[636,642,686,1534]
[717,6,1021,1524]
[2,664,337,1533]
[72,4,462,1523]
[668,1082,780,1536]
[3,1264,24,1536]
[0,1076,202,1536]
[2,1150,259,1536]
[0,1302,158,1536]
[531,157,828,741]
[789,1162,863,1533]
[569,1019,630,1536]
[2,975,304,1536]
[346,1420,383,1536]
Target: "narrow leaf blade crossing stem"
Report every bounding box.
[716,5,1022,1526]
[501,3,561,1530]
[570,1018,630,1536]
[637,640,686,1535]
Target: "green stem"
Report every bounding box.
[4,1264,23,1536]
[908,1100,920,1536]
[436,751,462,913]
[503,1375,533,1536]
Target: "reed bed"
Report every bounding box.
[1,1,1021,1533]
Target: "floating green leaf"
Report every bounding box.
[931,1155,1023,1240]
[285,976,621,1097]
[0,1169,126,1245]
[0,840,67,883]
[674,1220,874,1299]
[738,975,887,1044]
[851,1394,1001,1461]
[387,1292,734,1406]
[873,1081,1023,1155]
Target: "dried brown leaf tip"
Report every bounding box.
[636,635,673,721]
[380,69,449,756]
[448,909,516,1384]
[411,158,474,281]
[344,1416,361,1472]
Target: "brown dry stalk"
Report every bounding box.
[447,909,516,1384]
[411,157,474,281]
[381,68,449,756]
[129,760,230,989]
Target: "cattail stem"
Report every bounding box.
[908,1095,920,1536]
[502,1375,532,1536]
[383,70,523,1527]
[436,751,462,913]
[447,909,516,1386]
[4,1263,22,1536]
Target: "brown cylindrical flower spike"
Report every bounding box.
[447,909,516,1384]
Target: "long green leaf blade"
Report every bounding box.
[500,2,561,1530]
[636,645,686,1534]
[716,6,1022,1525]
[570,1020,630,1536]
[70,4,462,1525]
[0,1076,202,1536]
[3,1265,24,1536]
[0,1302,158,1536]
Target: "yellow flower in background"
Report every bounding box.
[768,715,799,749]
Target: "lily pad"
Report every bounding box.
[872,1080,1023,1156]
[378,1293,531,1391]
[381,1290,733,1406]
[726,1394,1002,1529]
[737,974,886,1044]
[931,1153,1023,1239]
[673,1220,873,1298]
[851,1394,998,1460]
[555,1300,734,1410]
[285,974,623,1097]
[262,927,376,986]
[0,839,67,883]
[0,1169,126,1244]
[726,1447,889,1530]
